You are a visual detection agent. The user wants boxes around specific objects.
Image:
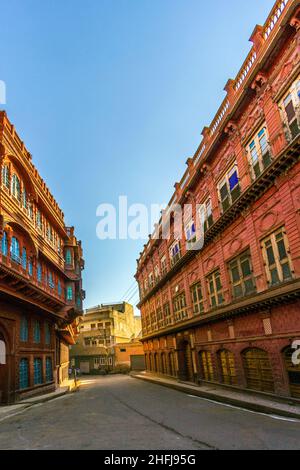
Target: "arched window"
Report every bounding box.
[1,232,8,256]
[19,358,29,389]
[11,237,20,263]
[34,358,43,385]
[37,262,42,282]
[242,348,274,393]
[20,317,28,342]
[46,357,53,382]
[0,339,6,364]
[22,247,27,270]
[199,351,215,382]
[65,249,72,265]
[2,165,10,188]
[11,174,21,201]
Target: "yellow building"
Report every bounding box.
[70,302,141,374]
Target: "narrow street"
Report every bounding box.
[0,375,299,450]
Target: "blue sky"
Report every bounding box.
[0,0,274,311]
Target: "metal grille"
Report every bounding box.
[19,358,29,390]
[34,358,43,385]
[46,357,53,382]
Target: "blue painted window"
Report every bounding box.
[34,358,43,385]
[1,232,7,256]
[11,237,20,263]
[46,357,52,382]
[2,165,10,188]
[58,280,62,296]
[48,272,54,289]
[20,317,28,342]
[19,358,29,390]
[66,286,73,301]
[37,263,42,282]
[186,222,196,242]
[171,243,180,257]
[65,249,72,265]
[22,247,27,270]
[45,323,51,345]
[33,321,41,343]
[11,174,21,201]
[28,260,33,276]
[229,170,239,191]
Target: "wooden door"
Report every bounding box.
[184,343,194,382]
[199,351,214,382]
[219,350,237,385]
[243,349,274,393]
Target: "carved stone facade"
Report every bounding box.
[0,112,85,403]
[136,0,300,399]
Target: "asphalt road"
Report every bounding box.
[0,375,299,450]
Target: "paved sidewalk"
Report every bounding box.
[132,372,300,420]
[0,380,79,423]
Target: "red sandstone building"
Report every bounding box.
[0,112,85,404]
[136,0,300,399]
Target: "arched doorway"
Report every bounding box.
[242,348,274,393]
[218,349,237,385]
[178,341,194,382]
[199,351,215,382]
[161,353,166,375]
[169,352,176,377]
[283,347,300,399]
[0,332,8,404]
[154,353,159,373]
[145,354,150,372]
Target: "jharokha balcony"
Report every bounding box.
[0,112,85,322]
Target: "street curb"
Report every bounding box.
[132,374,300,420]
[0,404,32,423]
[20,389,69,405]
[0,385,79,423]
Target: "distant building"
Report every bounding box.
[114,337,145,371]
[0,112,85,404]
[70,302,142,374]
